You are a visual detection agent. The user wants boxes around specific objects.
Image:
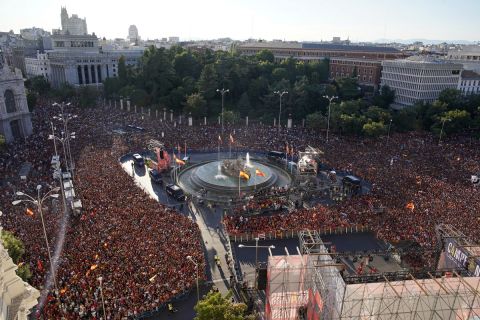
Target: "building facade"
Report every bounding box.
[0,241,40,319]
[128,25,140,44]
[447,45,480,73]
[458,70,480,95]
[238,42,407,62]
[380,57,462,108]
[60,7,88,36]
[329,57,382,88]
[25,51,50,80]
[0,54,33,143]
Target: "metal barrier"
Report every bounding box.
[228,225,370,242]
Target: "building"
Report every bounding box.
[447,45,480,73]
[168,36,180,43]
[60,7,88,36]
[380,56,462,108]
[19,27,50,41]
[0,239,40,319]
[23,8,145,88]
[329,57,382,88]
[0,52,33,143]
[128,25,140,44]
[458,70,480,95]
[237,41,406,62]
[25,51,50,80]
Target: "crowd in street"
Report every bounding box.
[0,101,479,318]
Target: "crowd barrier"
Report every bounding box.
[134,287,193,319]
[228,224,371,242]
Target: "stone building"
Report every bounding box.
[0,52,33,143]
[60,7,88,36]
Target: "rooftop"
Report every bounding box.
[240,41,401,53]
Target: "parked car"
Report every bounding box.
[148,168,163,184]
[132,153,145,167]
[165,184,185,201]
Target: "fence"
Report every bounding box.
[228,224,371,243]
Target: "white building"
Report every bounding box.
[60,7,87,36]
[458,70,480,95]
[25,51,50,80]
[0,53,33,143]
[0,240,40,319]
[380,56,462,108]
[128,25,140,44]
[447,45,480,73]
[168,36,180,43]
[23,8,145,88]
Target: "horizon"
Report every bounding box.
[1,0,479,43]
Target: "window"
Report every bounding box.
[4,90,16,113]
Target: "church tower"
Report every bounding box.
[61,7,68,30]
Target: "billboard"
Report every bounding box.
[445,239,480,277]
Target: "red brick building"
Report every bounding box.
[329,57,382,88]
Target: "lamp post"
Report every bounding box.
[12,185,60,290]
[216,88,229,136]
[387,119,393,143]
[439,118,451,145]
[52,102,77,176]
[238,239,275,289]
[187,256,200,303]
[323,95,338,143]
[274,91,288,132]
[49,130,76,173]
[98,277,107,320]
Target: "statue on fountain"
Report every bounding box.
[221,157,251,179]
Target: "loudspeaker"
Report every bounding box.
[257,268,267,290]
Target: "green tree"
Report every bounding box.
[438,88,463,109]
[78,86,99,107]
[392,108,418,132]
[223,110,240,124]
[432,109,471,134]
[185,93,208,117]
[54,83,76,101]
[373,85,395,109]
[306,111,327,130]
[174,51,200,79]
[26,92,37,112]
[362,121,387,137]
[25,76,51,95]
[336,78,361,100]
[118,55,128,86]
[256,49,274,63]
[1,231,32,282]
[197,64,219,100]
[364,106,391,123]
[0,134,5,149]
[271,67,288,82]
[194,290,252,320]
[103,77,123,98]
[237,92,251,116]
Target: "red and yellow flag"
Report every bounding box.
[239,171,250,180]
[286,143,290,154]
[26,208,34,217]
[173,154,185,165]
[255,169,266,177]
[90,264,98,271]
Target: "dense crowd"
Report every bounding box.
[1,101,479,318]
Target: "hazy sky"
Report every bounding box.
[1,0,479,42]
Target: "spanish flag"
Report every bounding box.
[26,208,34,217]
[239,170,250,180]
[60,288,67,295]
[255,169,266,177]
[230,134,234,143]
[173,154,185,165]
[90,264,98,271]
[405,202,415,211]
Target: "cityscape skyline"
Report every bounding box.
[1,0,479,43]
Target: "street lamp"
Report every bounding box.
[274,91,288,132]
[238,238,275,289]
[323,95,338,143]
[187,256,200,303]
[98,277,107,320]
[439,118,451,145]
[52,102,77,175]
[217,88,229,136]
[12,185,60,290]
[387,119,393,143]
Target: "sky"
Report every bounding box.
[1,0,479,43]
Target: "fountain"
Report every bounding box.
[245,152,253,168]
[215,164,227,180]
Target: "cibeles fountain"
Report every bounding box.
[177,153,292,203]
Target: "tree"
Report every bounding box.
[197,64,219,100]
[54,83,76,101]
[118,55,128,86]
[256,49,274,63]
[432,109,471,134]
[25,76,51,95]
[362,121,387,137]
[194,290,252,320]
[0,134,5,149]
[392,108,418,132]
[271,68,288,82]
[174,51,200,79]
[306,111,327,130]
[336,77,361,100]
[237,92,251,116]
[364,106,391,123]
[373,85,395,109]
[26,92,37,112]
[1,230,32,282]
[438,88,463,109]
[185,93,208,117]
[223,110,240,125]
[78,86,99,107]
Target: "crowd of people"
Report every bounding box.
[0,100,479,317]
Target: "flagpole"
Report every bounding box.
[238,172,241,198]
[229,140,231,159]
[184,141,186,158]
